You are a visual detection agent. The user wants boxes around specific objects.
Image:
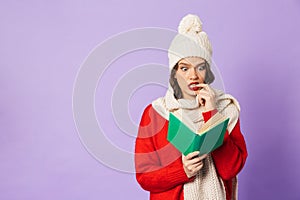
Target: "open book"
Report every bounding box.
[167,112,229,156]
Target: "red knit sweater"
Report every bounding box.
[135,104,247,200]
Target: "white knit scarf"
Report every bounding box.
[152,86,240,200]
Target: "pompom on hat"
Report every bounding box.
[168,14,213,71]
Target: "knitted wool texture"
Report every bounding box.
[168,14,213,71]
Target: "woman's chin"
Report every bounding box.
[184,92,197,99]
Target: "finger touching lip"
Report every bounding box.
[189,86,200,91]
[196,83,208,88]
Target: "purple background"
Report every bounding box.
[1,0,300,199]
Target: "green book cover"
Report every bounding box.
[167,112,229,156]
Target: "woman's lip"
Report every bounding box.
[188,82,199,86]
[189,86,200,91]
[188,84,201,91]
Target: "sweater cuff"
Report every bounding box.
[167,165,195,184]
[202,109,218,122]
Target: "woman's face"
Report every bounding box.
[175,57,207,100]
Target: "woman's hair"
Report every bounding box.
[169,60,215,99]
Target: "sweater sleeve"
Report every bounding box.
[202,109,248,180]
[135,105,194,193]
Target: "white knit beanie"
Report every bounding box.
[168,14,213,71]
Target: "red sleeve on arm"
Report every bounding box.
[135,105,194,193]
[202,110,248,180]
[202,109,218,121]
[135,158,194,193]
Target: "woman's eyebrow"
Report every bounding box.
[196,62,206,66]
[178,62,190,65]
[178,61,206,66]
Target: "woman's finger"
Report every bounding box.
[194,162,204,171]
[198,153,208,160]
[196,83,209,91]
[186,156,202,166]
[184,151,200,160]
[187,161,204,175]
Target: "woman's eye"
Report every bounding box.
[197,65,206,71]
[180,67,188,71]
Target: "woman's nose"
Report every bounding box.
[188,68,198,80]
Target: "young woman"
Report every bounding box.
[135,14,247,200]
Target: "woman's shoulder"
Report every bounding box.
[213,88,241,112]
[139,97,169,120]
[212,88,241,133]
[138,98,168,128]
[151,96,169,120]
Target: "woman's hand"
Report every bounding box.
[196,83,216,111]
[182,151,207,178]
